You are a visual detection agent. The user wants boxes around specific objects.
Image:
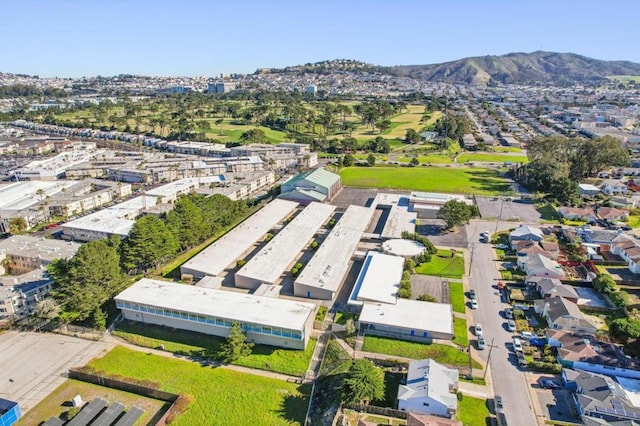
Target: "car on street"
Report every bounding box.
[475,323,484,336]
[516,350,527,366]
[471,299,478,309]
[480,230,490,238]
[477,336,486,350]
[495,396,504,414]
[469,289,476,299]
[512,337,523,352]
[539,378,561,389]
[504,308,513,319]
[520,331,534,340]
[507,320,516,332]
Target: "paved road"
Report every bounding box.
[465,220,538,425]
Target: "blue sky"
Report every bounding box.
[2,0,639,78]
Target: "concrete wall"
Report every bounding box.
[293,282,335,300]
[121,309,308,350]
[398,397,449,417]
[359,322,452,341]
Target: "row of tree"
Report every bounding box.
[513,135,629,204]
[48,193,248,328]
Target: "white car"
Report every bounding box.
[507,320,516,332]
[471,299,478,310]
[520,331,534,340]
[475,323,484,337]
[477,336,486,350]
[480,231,490,238]
[495,396,504,414]
[512,337,523,352]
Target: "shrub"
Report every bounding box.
[417,294,437,302]
[397,287,412,299]
[263,233,274,242]
[593,273,618,294]
[236,259,246,268]
[310,240,319,250]
[315,306,328,322]
[610,290,630,308]
[527,361,561,373]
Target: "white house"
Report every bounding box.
[578,183,601,197]
[397,359,458,417]
[534,297,597,335]
[517,253,564,279]
[509,225,544,247]
[601,179,628,195]
[557,206,596,222]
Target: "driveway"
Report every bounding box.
[0,331,113,413]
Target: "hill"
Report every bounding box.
[384,51,640,86]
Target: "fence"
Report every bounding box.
[68,369,178,402]
[346,404,408,420]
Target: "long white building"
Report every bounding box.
[235,202,336,290]
[294,205,374,300]
[180,199,299,280]
[115,278,316,349]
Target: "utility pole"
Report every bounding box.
[483,338,497,381]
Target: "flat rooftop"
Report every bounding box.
[0,181,78,211]
[116,278,316,331]
[181,199,299,277]
[62,195,158,235]
[349,251,404,305]
[369,193,417,239]
[360,299,453,335]
[146,176,223,198]
[0,235,80,261]
[294,205,374,294]
[236,202,336,285]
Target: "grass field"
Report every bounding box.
[362,336,482,369]
[457,153,528,164]
[457,395,491,426]
[114,321,315,377]
[16,379,168,426]
[86,346,310,426]
[493,146,523,153]
[449,281,466,313]
[397,155,453,164]
[536,203,560,223]
[415,250,465,279]
[339,166,513,195]
[452,317,469,347]
[609,75,640,83]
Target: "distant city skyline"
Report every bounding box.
[2,0,639,78]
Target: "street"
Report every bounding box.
[466,219,538,425]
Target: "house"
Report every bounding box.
[578,184,601,197]
[517,253,564,279]
[550,330,640,379]
[563,369,640,423]
[514,240,558,260]
[610,234,640,274]
[601,179,628,195]
[406,414,462,426]
[527,277,579,303]
[558,206,596,223]
[597,207,629,222]
[397,359,458,417]
[579,228,622,245]
[279,167,342,204]
[420,131,439,142]
[540,241,560,259]
[509,225,544,247]
[534,297,597,334]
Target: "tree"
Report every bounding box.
[609,290,630,308]
[437,200,473,229]
[610,318,640,342]
[342,154,355,167]
[344,318,356,336]
[33,299,61,320]
[49,239,126,328]
[405,128,420,144]
[219,322,254,362]
[166,195,206,250]
[592,273,618,294]
[121,215,179,272]
[410,157,419,167]
[341,359,385,405]
[240,128,266,144]
[7,217,27,234]
[366,153,376,166]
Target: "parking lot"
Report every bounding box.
[476,197,541,223]
[0,331,112,412]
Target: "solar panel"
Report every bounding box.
[67,397,107,426]
[114,406,145,426]
[43,416,65,426]
[91,401,126,426]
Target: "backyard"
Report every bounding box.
[113,321,315,377]
[339,166,513,195]
[457,395,491,426]
[415,249,465,279]
[85,346,310,426]
[362,336,482,369]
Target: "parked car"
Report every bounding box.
[512,337,523,352]
[516,350,527,366]
[471,299,478,310]
[507,320,516,332]
[539,378,561,389]
[495,396,504,414]
[480,231,490,238]
[475,323,484,336]
[504,308,513,319]
[477,336,486,350]
[520,331,534,340]
[469,289,476,299]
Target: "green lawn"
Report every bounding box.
[362,336,482,369]
[493,147,523,153]
[397,155,453,164]
[449,281,466,313]
[453,317,469,347]
[113,321,314,377]
[87,346,310,426]
[628,215,640,229]
[339,166,513,195]
[415,250,465,279]
[334,312,358,325]
[536,203,560,223]
[457,395,491,426]
[458,153,528,164]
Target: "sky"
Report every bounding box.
[2,0,639,78]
